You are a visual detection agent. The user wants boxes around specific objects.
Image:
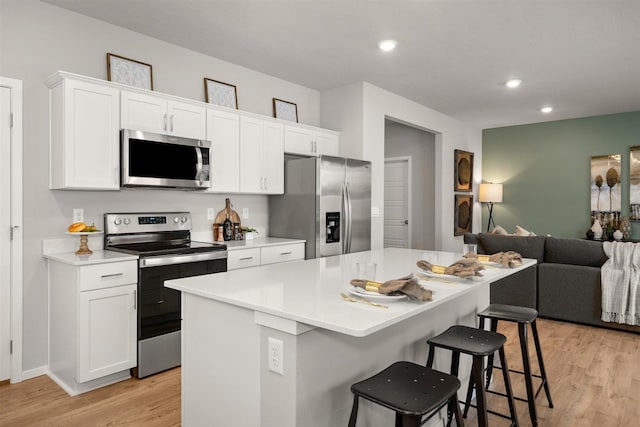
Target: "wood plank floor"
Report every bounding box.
[1,318,638,426]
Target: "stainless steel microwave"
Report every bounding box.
[121,129,211,189]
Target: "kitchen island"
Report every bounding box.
[165,248,536,427]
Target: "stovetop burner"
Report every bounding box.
[110,240,226,257]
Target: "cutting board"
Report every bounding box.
[214,198,241,225]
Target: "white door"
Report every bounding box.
[121,91,167,133]
[313,131,339,156]
[167,100,206,139]
[0,86,10,380]
[206,108,240,192]
[78,285,137,383]
[239,116,264,193]
[284,125,313,155]
[262,121,284,194]
[384,158,411,248]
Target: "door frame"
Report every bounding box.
[0,76,23,383]
[384,156,412,248]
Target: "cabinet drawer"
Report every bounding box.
[227,248,261,270]
[260,243,305,265]
[79,261,138,291]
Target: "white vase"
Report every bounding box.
[591,218,603,240]
[613,229,623,241]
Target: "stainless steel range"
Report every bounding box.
[104,212,227,378]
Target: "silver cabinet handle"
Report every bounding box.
[310,140,314,153]
[239,256,254,261]
[163,114,167,131]
[101,273,124,279]
[280,252,292,256]
[114,167,118,186]
[170,114,174,132]
[264,177,268,190]
[133,289,137,310]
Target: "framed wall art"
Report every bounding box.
[107,53,153,90]
[273,98,298,122]
[204,78,238,109]
[631,146,640,220]
[454,149,474,192]
[454,194,473,236]
[590,154,621,215]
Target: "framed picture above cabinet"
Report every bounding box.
[204,78,238,109]
[273,98,298,122]
[106,53,153,90]
[454,149,474,192]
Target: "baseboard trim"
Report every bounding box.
[21,366,47,381]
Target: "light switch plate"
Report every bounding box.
[73,208,84,223]
[207,208,215,220]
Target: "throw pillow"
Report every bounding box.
[491,225,510,235]
[515,225,534,236]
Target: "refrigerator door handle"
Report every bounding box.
[340,183,347,253]
[345,182,353,253]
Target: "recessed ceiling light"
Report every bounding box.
[541,106,553,113]
[506,79,522,88]
[378,40,397,52]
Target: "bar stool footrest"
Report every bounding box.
[461,400,516,424]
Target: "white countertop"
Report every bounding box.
[43,250,139,266]
[190,233,305,251]
[166,248,536,337]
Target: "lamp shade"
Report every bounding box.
[478,183,503,203]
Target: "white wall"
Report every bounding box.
[0,0,321,372]
[384,121,436,250]
[322,83,482,252]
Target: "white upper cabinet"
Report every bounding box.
[206,108,240,193]
[49,78,120,190]
[240,116,284,194]
[121,91,206,140]
[284,125,339,157]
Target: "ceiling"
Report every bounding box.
[42,0,640,129]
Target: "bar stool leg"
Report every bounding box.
[446,351,461,427]
[348,396,358,427]
[451,395,465,427]
[426,343,436,368]
[531,320,554,408]
[485,318,498,388]
[518,323,538,427]
[471,354,489,427]
[498,346,519,427]
[461,374,474,419]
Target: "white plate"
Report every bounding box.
[418,269,476,280]
[347,287,407,301]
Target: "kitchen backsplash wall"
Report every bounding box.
[1,0,320,373]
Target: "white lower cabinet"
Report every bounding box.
[227,243,305,270]
[48,259,137,395]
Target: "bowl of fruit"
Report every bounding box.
[65,222,102,255]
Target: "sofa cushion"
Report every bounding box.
[477,234,546,262]
[544,237,607,267]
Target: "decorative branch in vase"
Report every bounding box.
[595,174,603,212]
[606,167,619,212]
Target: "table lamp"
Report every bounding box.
[479,183,503,232]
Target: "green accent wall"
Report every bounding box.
[482,111,640,239]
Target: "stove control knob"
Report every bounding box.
[181,216,188,223]
[114,218,122,226]
[123,218,131,225]
[173,217,180,224]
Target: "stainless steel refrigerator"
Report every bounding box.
[269,155,371,259]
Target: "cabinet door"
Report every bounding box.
[78,284,136,383]
[121,91,167,134]
[263,121,284,194]
[56,80,120,189]
[314,131,339,156]
[168,100,206,139]
[239,116,264,193]
[284,125,314,156]
[206,108,240,192]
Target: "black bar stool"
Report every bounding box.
[426,325,518,427]
[348,361,464,427]
[464,304,553,427]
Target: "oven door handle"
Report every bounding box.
[139,251,228,268]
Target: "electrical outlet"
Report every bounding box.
[268,337,284,375]
[73,208,84,223]
[242,208,249,219]
[207,208,215,220]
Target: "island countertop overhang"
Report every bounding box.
[165,248,536,337]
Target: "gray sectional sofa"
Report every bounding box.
[463,233,640,333]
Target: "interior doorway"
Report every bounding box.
[384,157,411,248]
[383,119,436,250]
[0,76,23,383]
